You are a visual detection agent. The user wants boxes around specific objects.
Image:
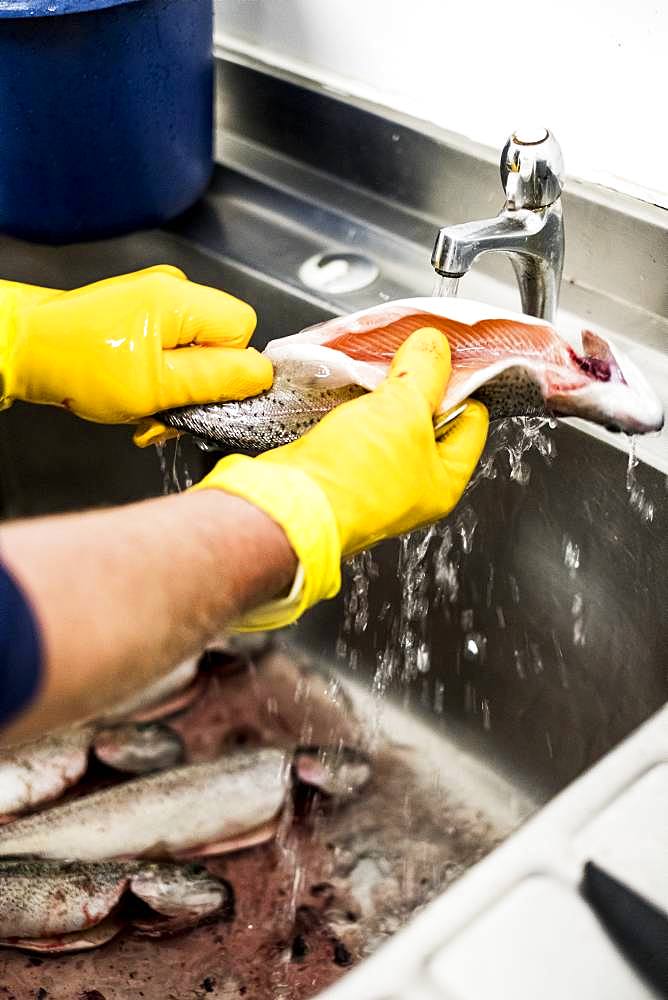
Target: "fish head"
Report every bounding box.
[547,331,664,434]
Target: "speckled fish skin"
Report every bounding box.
[0,859,229,944]
[161,365,366,453]
[0,749,289,861]
[0,859,131,938]
[0,725,96,816]
[92,722,184,774]
[160,359,543,453]
[0,720,186,819]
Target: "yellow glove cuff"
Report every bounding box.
[192,455,342,631]
[0,290,17,410]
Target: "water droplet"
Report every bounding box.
[461,609,474,630]
[463,632,487,664]
[529,641,544,674]
[625,438,655,522]
[434,680,445,714]
[456,506,478,554]
[563,538,581,574]
[485,564,495,608]
[416,643,430,674]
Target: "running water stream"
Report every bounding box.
[625,436,655,523]
[156,439,194,495]
[432,274,461,298]
[336,414,560,732]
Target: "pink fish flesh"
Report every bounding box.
[160,297,664,450]
[265,298,664,434]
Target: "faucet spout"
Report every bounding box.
[431,128,565,324]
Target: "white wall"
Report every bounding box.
[215,0,668,208]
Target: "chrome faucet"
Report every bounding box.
[432,128,565,323]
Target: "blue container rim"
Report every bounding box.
[0,0,142,17]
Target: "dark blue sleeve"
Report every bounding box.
[0,560,42,728]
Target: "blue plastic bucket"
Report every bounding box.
[0,0,214,243]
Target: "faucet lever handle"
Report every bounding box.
[501,128,564,210]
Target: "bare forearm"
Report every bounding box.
[1,490,296,741]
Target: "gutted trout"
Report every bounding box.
[92,722,184,774]
[0,749,289,861]
[161,297,664,450]
[0,859,229,951]
[0,721,186,819]
[0,725,95,818]
[98,655,200,723]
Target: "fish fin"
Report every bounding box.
[581,329,616,363]
[173,818,280,859]
[581,330,628,384]
[128,672,208,723]
[293,746,372,799]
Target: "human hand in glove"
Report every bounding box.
[193,327,489,630]
[0,265,271,424]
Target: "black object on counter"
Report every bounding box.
[0,0,213,244]
[582,860,668,996]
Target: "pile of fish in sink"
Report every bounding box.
[0,639,500,999]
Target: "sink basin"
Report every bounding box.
[0,193,665,997]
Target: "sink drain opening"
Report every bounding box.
[299,251,380,295]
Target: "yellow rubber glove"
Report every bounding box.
[0,265,272,424]
[192,327,489,630]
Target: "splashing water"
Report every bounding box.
[572,592,586,647]
[155,439,194,495]
[467,417,556,493]
[155,442,170,496]
[335,416,562,733]
[561,532,587,647]
[626,437,655,523]
[563,538,581,577]
[336,551,378,665]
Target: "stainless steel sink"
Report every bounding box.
[0,171,665,997]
